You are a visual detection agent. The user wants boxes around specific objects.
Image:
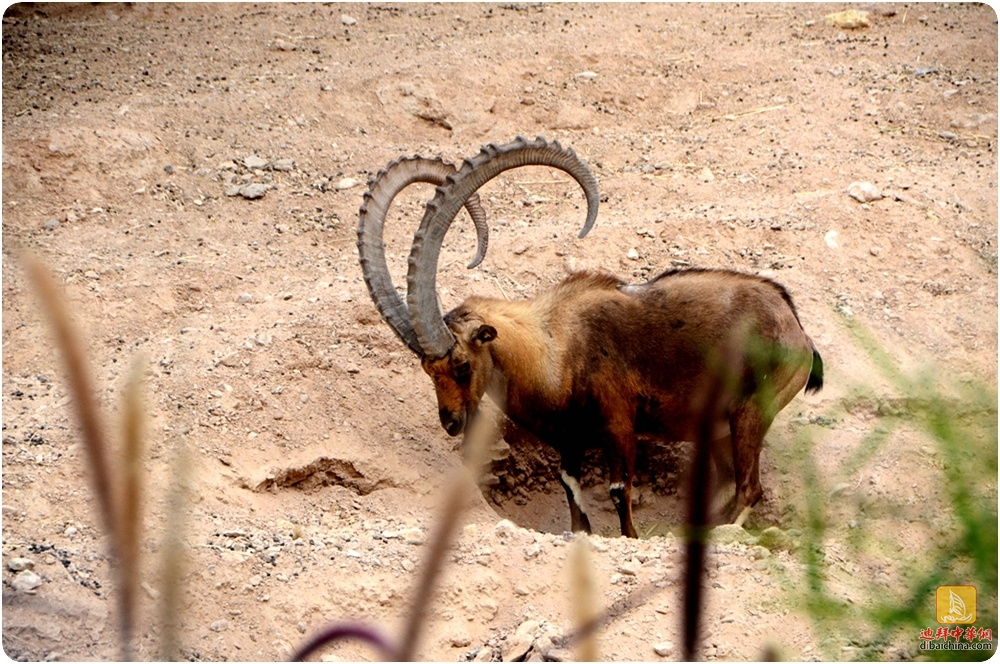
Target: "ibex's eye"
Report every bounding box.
[455,361,472,385]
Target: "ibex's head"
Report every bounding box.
[421,306,497,436]
[358,136,599,437]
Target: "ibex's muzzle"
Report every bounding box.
[439,408,466,437]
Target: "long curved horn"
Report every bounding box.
[407,136,600,358]
[357,156,490,355]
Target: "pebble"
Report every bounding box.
[503,633,534,662]
[237,183,270,200]
[43,218,60,231]
[11,570,42,593]
[341,14,357,26]
[237,293,254,304]
[336,178,360,190]
[8,557,34,572]
[272,158,295,172]
[627,248,640,260]
[846,181,882,203]
[243,155,269,170]
[618,559,641,576]
[654,641,674,657]
[209,619,229,632]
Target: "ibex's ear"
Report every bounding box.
[473,324,497,346]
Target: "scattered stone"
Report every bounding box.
[846,181,882,203]
[654,641,674,657]
[524,543,541,559]
[337,177,360,190]
[824,230,840,249]
[824,9,870,29]
[11,570,42,593]
[545,648,573,662]
[209,619,229,632]
[710,524,756,545]
[43,218,60,231]
[8,557,34,572]
[700,166,715,183]
[243,155,269,170]
[163,164,175,174]
[757,526,793,552]
[473,646,493,662]
[618,559,641,576]
[238,183,270,200]
[503,633,534,662]
[141,581,161,599]
[272,158,295,172]
[341,14,357,26]
[574,71,598,80]
[237,293,254,304]
[271,39,295,52]
[627,248,640,260]
[399,527,426,545]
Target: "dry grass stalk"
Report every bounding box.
[23,254,141,661]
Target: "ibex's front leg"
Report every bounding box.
[604,420,639,538]
[558,450,592,534]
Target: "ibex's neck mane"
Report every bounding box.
[462,271,626,411]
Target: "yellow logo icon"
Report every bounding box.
[936,586,976,624]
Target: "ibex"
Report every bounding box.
[358,136,823,538]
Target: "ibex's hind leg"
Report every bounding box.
[709,434,737,524]
[605,434,639,538]
[729,402,770,525]
[558,451,592,534]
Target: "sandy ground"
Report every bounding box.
[2,3,997,662]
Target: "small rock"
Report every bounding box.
[757,526,793,552]
[846,181,882,203]
[11,570,42,593]
[8,557,34,572]
[503,633,534,662]
[208,619,229,633]
[515,620,540,639]
[243,155,269,170]
[272,158,295,172]
[218,353,242,368]
[710,524,755,545]
[627,248,640,260]
[473,647,494,662]
[271,39,295,52]
[341,14,357,26]
[824,9,870,29]
[400,527,426,545]
[163,164,174,174]
[654,641,674,657]
[546,648,573,662]
[524,543,541,560]
[43,218,60,231]
[700,166,715,182]
[618,559,641,576]
[824,230,840,249]
[449,633,472,648]
[238,183,270,200]
[336,177,360,190]
[141,581,161,599]
[574,71,598,80]
[237,293,254,304]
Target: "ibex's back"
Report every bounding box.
[358,137,823,537]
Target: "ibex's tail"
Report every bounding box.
[805,349,824,394]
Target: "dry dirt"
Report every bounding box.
[1,2,997,662]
